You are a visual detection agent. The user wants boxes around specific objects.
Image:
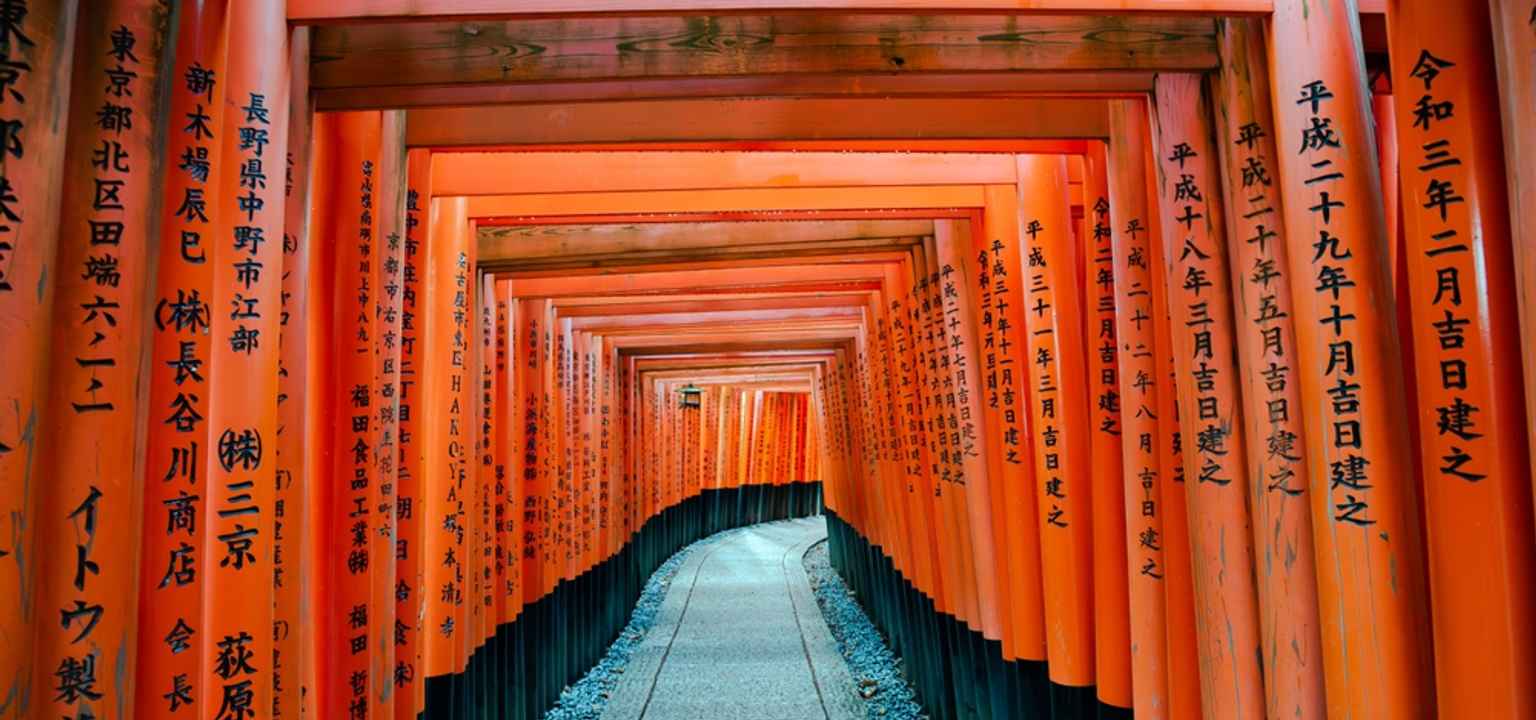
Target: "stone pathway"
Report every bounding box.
[604,518,862,720]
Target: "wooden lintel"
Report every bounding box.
[479,219,934,260]
[405,97,1112,146]
[436,151,1018,196]
[311,14,1216,91]
[315,72,1156,110]
[290,1,1271,23]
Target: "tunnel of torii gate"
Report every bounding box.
[4,1,1536,719]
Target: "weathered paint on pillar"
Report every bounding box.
[422,194,471,682]
[1488,0,1536,510]
[1145,115,1203,720]
[395,147,431,719]
[1082,142,1133,711]
[932,219,1005,647]
[1210,19,1328,720]
[202,2,291,719]
[33,3,174,718]
[1107,99,1169,720]
[134,2,225,717]
[1149,72,1266,719]
[1015,154,1096,691]
[977,185,1048,665]
[371,108,407,720]
[1266,2,1436,716]
[320,109,383,720]
[275,23,314,720]
[0,4,77,712]
[300,109,337,720]
[1388,0,1536,715]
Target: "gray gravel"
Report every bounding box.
[802,541,927,720]
[543,532,730,720]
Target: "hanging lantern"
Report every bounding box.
[679,383,703,409]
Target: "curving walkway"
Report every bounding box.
[604,518,863,720]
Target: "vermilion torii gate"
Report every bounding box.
[1,1,1535,720]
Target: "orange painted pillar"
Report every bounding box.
[1209,19,1327,720]
[1489,0,1536,509]
[1107,99,1169,720]
[370,109,407,720]
[1387,1,1536,715]
[517,296,551,640]
[301,107,338,720]
[1149,73,1266,718]
[32,4,173,718]
[275,23,314,720]
[399,148,432,714]
[0,4,76,710]
[203,4,291,719]
[1145,114,1203,720]
[933,219,1005,654]
[422,194,471,698]
[1015,154,1096,701]
[320,110,383,720]
[134,2,226,716]
[979,185,1048,672]
[919,236,980,633]
[395,147,431,719]
[1082,142,1133,713]
[1267,2,1436,716]
[888,261,944,615]
[493,280,520,680]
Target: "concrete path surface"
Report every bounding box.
[604,518,863,720]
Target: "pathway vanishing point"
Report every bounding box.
[604,518,865,720]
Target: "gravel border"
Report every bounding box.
[803,540,927,720]
[543,530,732,720]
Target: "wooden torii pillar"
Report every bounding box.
[32,4,173,718]
[1386,0,1536,715]
[1267,1,1435,716]
[0,3,76,710]
[135,2,227,717]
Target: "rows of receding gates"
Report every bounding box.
[2,1,1536,720]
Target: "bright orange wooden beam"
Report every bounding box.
[466,185,990,220]
[288,0,1272,22]
[433,151,1019,196]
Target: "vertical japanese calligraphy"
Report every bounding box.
[1081,143,1133,714]
[203,6,291,720]
[1014,155,1096,699]
[1388,1,1536,715]
[1210,19,1327,720]
[34,5,172,719]
[395,147,430,720]
[135,3,225,717]
[1149,73,1265,718]
[320,110,382,720]
[977,185,1048,675]
[1107,99,1170,720]
[0,6,77,709]
[1268,1,1435,715]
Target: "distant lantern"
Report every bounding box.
[679,383,702,409]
